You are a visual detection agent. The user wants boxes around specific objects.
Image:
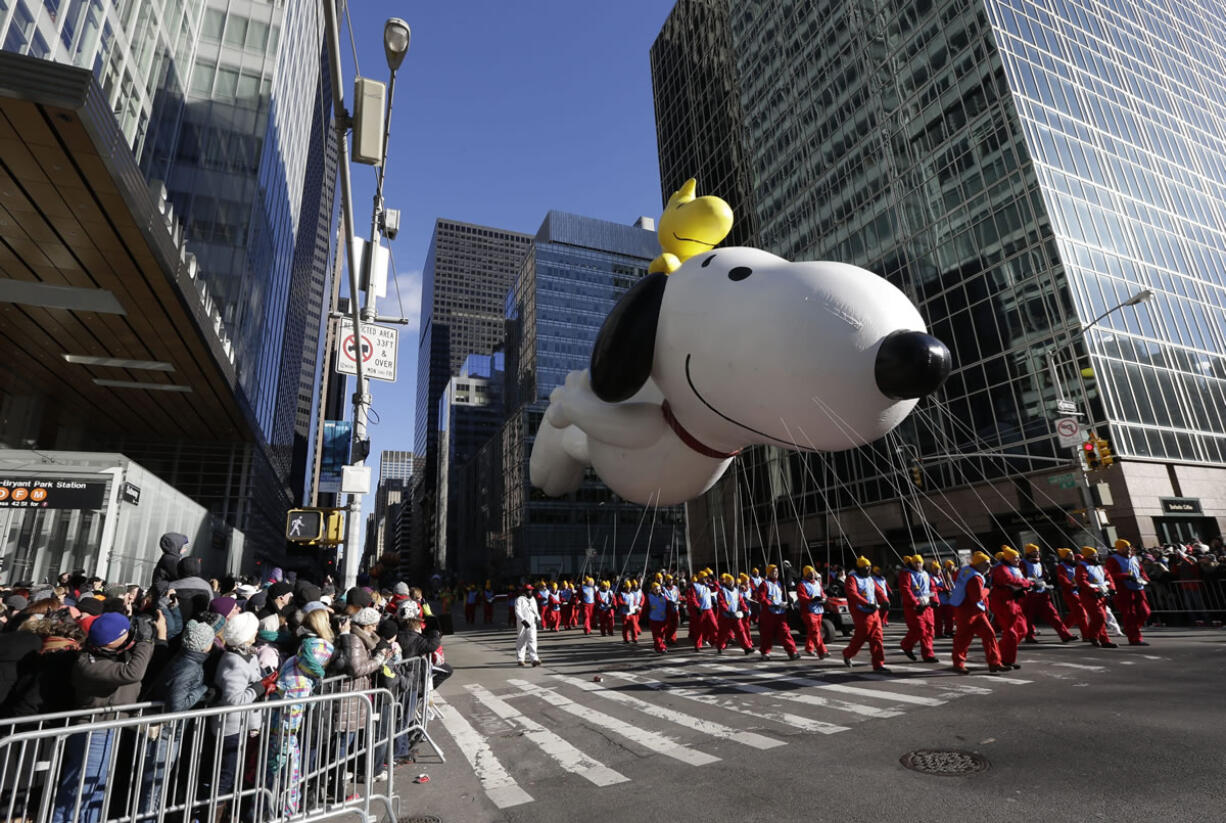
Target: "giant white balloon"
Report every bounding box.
[529,246,951,506]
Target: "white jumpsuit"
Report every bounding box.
[514,594,541,663]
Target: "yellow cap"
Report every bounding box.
[586,576,594,584]
[972,551,992,565]
[872,566,881,574]
[856,556,871,568]
[1001,547,1020,561]
[651,582,661,592]
[664,574,673,582]
[927,560,940,572]
[751,567,760,575]
[601,580,610,587]
[1024,543,1040,554]
[802,564,816,576]
[720,573,734,584]
[654,572,663,581]
[1114,538,1131,551]
[913,555,925,566]
[764,564,777,575]
[737,572,750,583]
[550,581,557,590]
[1057,548,1073,559]
[622,579,631,589]
[943,559,956,568]
[1080,546,1098,558]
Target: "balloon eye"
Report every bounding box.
[701,254,717,268]
[728,266,752,281]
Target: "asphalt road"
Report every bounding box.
[392,614,1226,823]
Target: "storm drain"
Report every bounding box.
[900,749,990,776]
[399,816,442,823]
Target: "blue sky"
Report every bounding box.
[339,2,677,514]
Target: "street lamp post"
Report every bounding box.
[322,4,410,586]
[1044,288,1154,545]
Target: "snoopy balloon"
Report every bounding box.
[529,179,952,506]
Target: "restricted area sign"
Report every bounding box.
[1054,417,1084,447]
[336,319,398,382]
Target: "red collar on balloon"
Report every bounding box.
[661,401,740,460]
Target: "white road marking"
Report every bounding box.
[465,685,627,787]
[610,669,853,733]
[507,679,720,766]
[434,698,533,809]
[698,663,947,707]
[1051,662,1106,672]
[884,663,1032,685]
[697,666,904,719]
[553,674,784,750]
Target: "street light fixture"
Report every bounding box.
[384,18,411,71]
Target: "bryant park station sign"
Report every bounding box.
[0,478,108,509]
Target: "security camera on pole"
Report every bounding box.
[322,4,411,586]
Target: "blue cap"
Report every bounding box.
[88,612,130,647]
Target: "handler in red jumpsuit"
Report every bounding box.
[663,575,681,645]
[757,564,799,660]
[737,574,755,643]
[899,555,939,663]
[688,572,718,651]
[618,579,642,643]
[1020,544,1076,643]
[1075,546,1117,647]
[931,560,955,638]
[1055,548,1089,640]
[595,580,616,636]
[544,582,562,631]
[482,580,496,625]
[578,577,597,635]
[464,585,478,625]
[988,547,1030,669]
[714,573,754,654]
[949,552,1006,674]
[842,556,889,672]
[646,581,670,653]
[1104,539,1151,646]
[796,565,828,658]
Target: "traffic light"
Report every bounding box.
[1096,437,1114,467]
[286,509,324,542]
[910,463,923,487]
[321,509,345,545]
[1082,439,1102,471]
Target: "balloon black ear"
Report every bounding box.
[590,272,668,403]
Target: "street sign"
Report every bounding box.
[1055,398,1078,415]
[336,319,398,382]
[1054,417,1083,447]
[1046,472,1079,489]
[121,482,141,505]
[0,478,107,509]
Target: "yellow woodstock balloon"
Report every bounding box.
[650,178,734,274]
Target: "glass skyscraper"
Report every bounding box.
[653,0,1225,561]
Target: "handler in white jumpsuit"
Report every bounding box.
[515,584,542,666]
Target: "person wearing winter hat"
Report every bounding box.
[988,546,1030,669]
[328,600,391,790]
[1076,547,1117,647]
[1105,538,1152,645]
[52,607,162,823]
[211,596,239,619]
[254,614,283,675]
[211,611,265,814]
[949,552,1007,674]
[152,532,189,596]
[345,586,374,615]
[843,556,889,672]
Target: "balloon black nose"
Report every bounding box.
[875,331,951,400]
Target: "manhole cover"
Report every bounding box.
[900,749,990,776]
[400,816,442,823]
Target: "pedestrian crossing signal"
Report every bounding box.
[287,509,324,542]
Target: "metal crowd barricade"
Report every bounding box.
[0,687,398,823]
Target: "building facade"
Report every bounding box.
[371,449,415,561]
[0,0,339,566]
[411,220,531,569]
[652,0,1225,567]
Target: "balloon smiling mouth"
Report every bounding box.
[684,354,802,449]
[672,233,716,247]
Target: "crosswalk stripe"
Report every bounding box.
[434,698,534,808]
[1050,662,1106,672]
[609,669,853,733]
[465,685,628,787]
[694,666,903,719]
[845,670,993,696]
[552,674,785,750]
[508,679,721,766]
[696,663,948,707]
[882,663,1031,685]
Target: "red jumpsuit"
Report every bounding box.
[1075,562,1113,645]
[796,578,828,656]
[757,578,797,656]
[1056,561,1089,638]
[688,583,718,650]
[739,585,755,645]
[1021,559,1074,641]
[464,590,478,625]
[482,589,496,624]
[663,585,680,644]
[646,591,670,653]
[899,568,936,660]
[715,585,754,651]
[578,584,596,635]
[950,568,1002,669]
[932,570,955,637]
[1105,553,1151,644]
[596,589,616,636]
[988,564,1030,665]
[843,573,887,669]
[619,590,642,643]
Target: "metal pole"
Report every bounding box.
[322,0,369,587]
[1046,343,1102,546]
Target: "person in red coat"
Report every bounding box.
[843,556,889,672]
[737,574,755,644]
[595,580,616,636]
[714,574,754,654]
[645,582,670,654]
[1075,547,1117,647]
[688,572,718,651]
[796,565,828,658]
[757,564,799,660]
[949,552,1007,674]
[1020,544,1076,643]
[618,580,642,643]
[931,560,955,638]
[898,555,939,663]
[1104,539,1151,645]
[1055,548,1089,640]
[988,546,1030,669]
[662,575,681,645]
[544,582,562,631]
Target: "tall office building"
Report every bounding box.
[371,449,414,559]
[412,220,531,567]
[0,0,339,563]
[653,0,1225,560]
